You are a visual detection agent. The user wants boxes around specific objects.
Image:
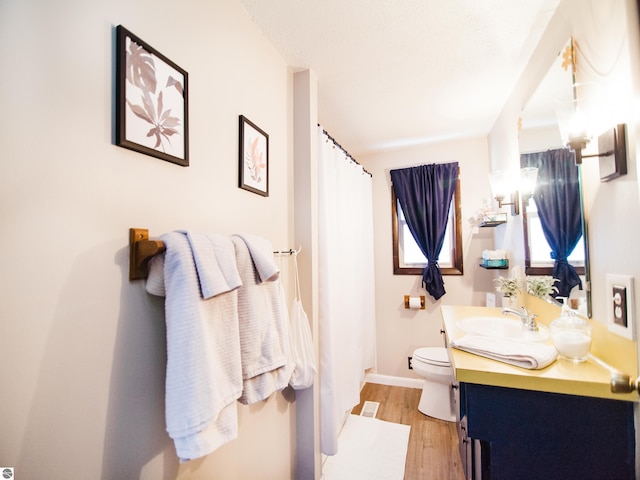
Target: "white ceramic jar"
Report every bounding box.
[550,309,591,362]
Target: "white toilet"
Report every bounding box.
[412,347,456,422]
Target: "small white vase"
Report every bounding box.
[502,295,519,310]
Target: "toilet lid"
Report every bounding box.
[414,347,451,367]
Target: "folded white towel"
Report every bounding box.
[185,231,242,298]
[232,234,291,404]
[146,231,243,462]
[450,335,558,370]
[233,233,280,283]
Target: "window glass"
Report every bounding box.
[524,199,585,273]
[397,201,453,268]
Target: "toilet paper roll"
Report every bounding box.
[409,296,422,309]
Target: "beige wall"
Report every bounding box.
[0,1,296,478]
[360,138,495,378]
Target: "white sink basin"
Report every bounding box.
[456,316,550,342]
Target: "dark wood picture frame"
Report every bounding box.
[238,115,269,196]
[115,25,189,166]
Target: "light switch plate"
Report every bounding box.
[486,292,496,308]
[606,274,635,340]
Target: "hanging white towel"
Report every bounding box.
[234,233,280,283]
[450,335,558,370]
[146,231,243,462]
[232,234,292,404]
[185,231,242,299]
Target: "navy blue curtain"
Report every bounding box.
[521,148,582,297]
[390,162,458,300]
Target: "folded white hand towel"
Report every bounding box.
[232,235,291,404]
[185,231,242,299]
[450,335,557,370]
[232,233,280,283]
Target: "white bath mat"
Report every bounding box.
[322,414,410,480]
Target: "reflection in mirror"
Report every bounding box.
[518,38,591,318]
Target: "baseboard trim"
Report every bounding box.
[365,373,423,389]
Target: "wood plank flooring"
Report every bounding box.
[351,383,465,480]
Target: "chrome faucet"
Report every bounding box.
[502,306,539,332]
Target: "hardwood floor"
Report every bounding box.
[351,383,465,480]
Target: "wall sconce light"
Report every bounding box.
[520,167,538,206]
[556,99,591,164]
[555,84,628,179]
[489,170,519,215]
[488,168,538,216]
[565,123,627,179]
[597,124,627,181]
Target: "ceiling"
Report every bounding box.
[240,0,562,156]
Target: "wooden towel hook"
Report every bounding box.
[129,228,166,280]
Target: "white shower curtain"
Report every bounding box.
[318,126,376,455]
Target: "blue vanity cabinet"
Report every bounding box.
[457,382,635,480]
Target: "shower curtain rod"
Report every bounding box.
[320,126,372,177]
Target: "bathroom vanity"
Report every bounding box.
[441,301,638,480]
[453,381,634,479]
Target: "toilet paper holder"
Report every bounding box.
[404,295,426,310]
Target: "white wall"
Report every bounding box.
[0,1,297,478]
[360,138,495,378]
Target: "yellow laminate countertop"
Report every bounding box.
[441,300,638,402]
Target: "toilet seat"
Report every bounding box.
[413,347,450,367]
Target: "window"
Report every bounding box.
[391,175,463,275]
[523,199,585,275]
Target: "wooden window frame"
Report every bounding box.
[391,170,463,275]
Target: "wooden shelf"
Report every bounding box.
[478,220,506,227]
[479,261,509,270]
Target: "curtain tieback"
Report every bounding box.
[550,253,568,263]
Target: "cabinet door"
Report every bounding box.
[463,383,635,480]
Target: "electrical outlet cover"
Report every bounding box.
[486,292,496,308]
[606,274,635,340]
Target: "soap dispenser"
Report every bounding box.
[550,298,592,362]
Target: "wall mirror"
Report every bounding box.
[518,38,592,317]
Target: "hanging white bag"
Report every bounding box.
[288,255,317,390]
